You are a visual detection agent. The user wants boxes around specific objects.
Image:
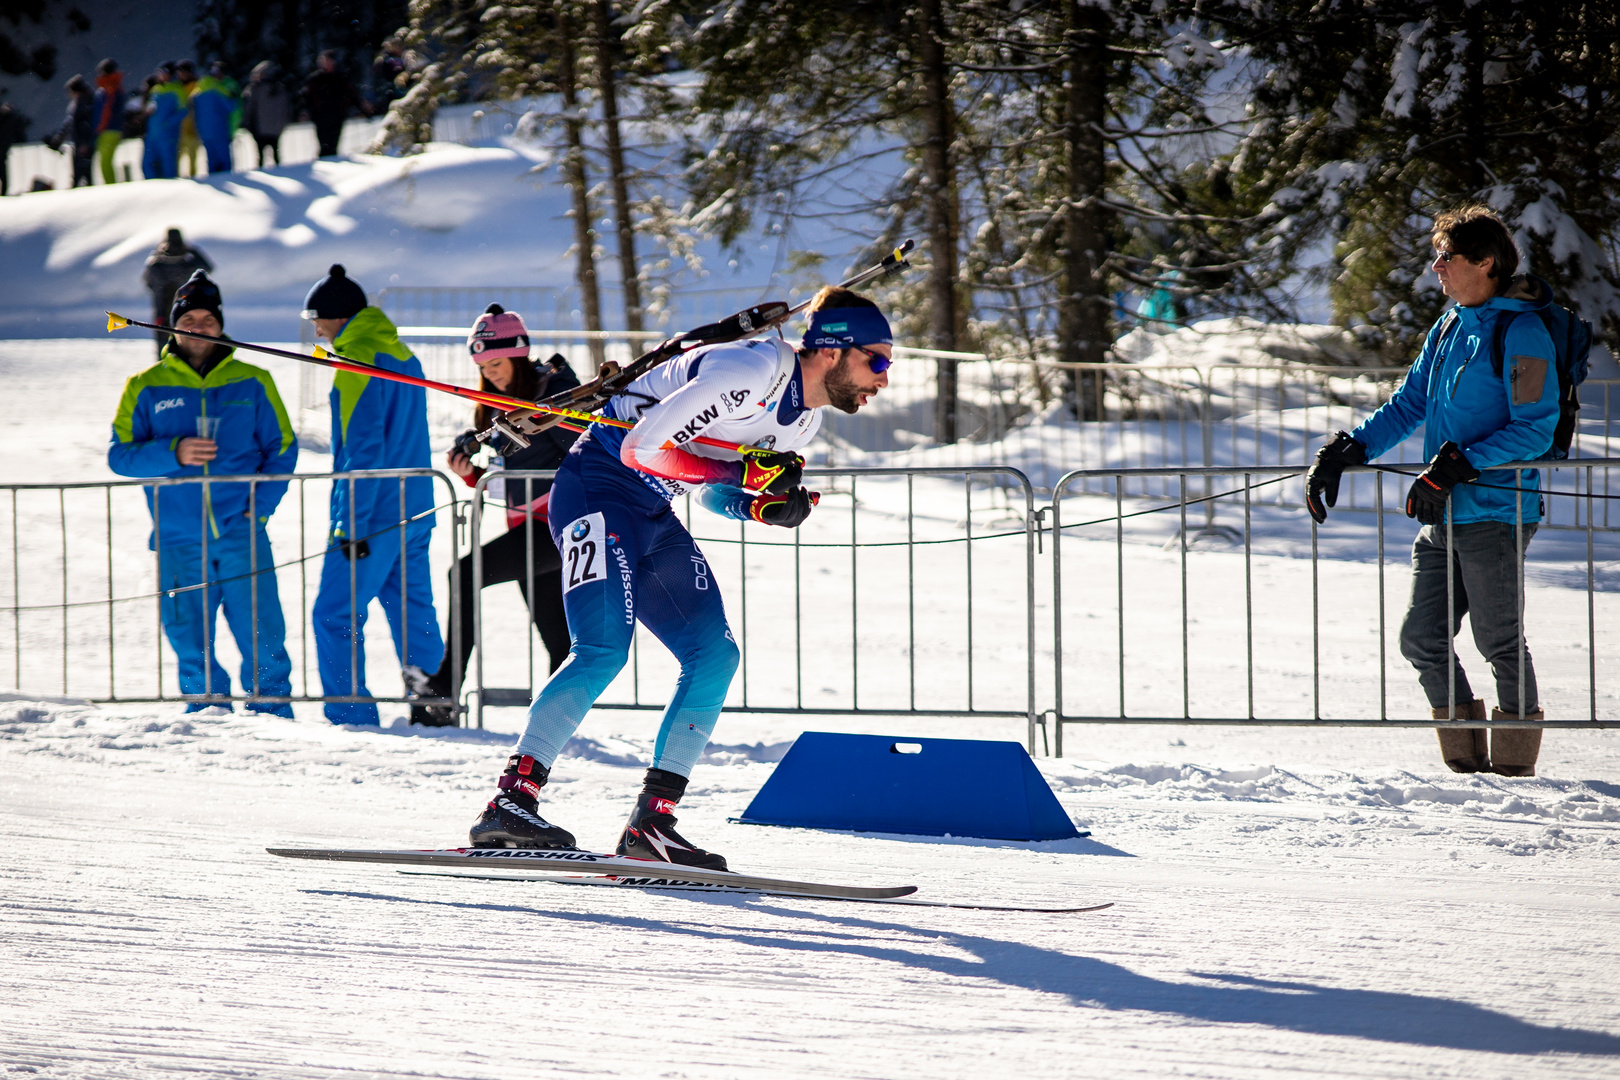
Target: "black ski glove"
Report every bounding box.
[338,538,370,561]
[748,487,816,528]
[739,451,804,495]
[1405,442,1480,525]
[1305,430,1366,524]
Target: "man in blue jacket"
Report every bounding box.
[304,264,444,725]
[1306,206,1558,776]
[109,271,299,714]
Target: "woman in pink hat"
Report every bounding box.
[414,304,581,723]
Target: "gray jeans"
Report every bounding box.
[1399,520,1538,715]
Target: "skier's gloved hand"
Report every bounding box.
[739,451,804,495]
[1304,430,1366,524]
[749,486,817,528]
[1405,441,1480,525]
[338,538,371,561]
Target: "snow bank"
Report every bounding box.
[1115,316,1380,367]
[0,144,581,340]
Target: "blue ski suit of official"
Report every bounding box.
[142,82,185,179]
[189,75,235,174]
[108,345,298,713]
[312,307,443,724]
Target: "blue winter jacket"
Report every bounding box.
[189,75,235,151]
[109,346,298,547]
[325,307,435,542]
[1351,276,1559,524]
[147,81,185,146]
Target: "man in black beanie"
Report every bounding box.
[109,270,299,716]
[303,264,444,725]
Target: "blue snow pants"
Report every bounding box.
[143,134,178,180]
[515,458,739,778]
[158,523,293,715]
[201,133,232,175]
[313,522,443,724]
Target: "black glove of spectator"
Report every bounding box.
[748,487,816,528]
[1405,442,1480,525]
[338,538,370,561]
[1304,431,1366,524]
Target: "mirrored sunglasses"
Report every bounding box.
[849,343,892,373]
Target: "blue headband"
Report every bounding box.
[802,306,893,350]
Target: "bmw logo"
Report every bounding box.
[571,520,591,541]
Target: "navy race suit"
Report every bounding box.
[513,337,819,776]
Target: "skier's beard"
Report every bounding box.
[822,351,866,414]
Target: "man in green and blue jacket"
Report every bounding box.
[190,64,237,174]
[141,63,184,179]
[109,271,298,714]
[1305,206,1559,777]
[304,264,443,725]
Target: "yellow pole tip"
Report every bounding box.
[106,312,128,331]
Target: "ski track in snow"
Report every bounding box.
[4,697,1620,1079]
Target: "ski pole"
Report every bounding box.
[104,312,772,457]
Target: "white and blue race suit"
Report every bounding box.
[513,337,820,776]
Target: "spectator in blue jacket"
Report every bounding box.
[1305,206,1558,777]
[142,63,185,180]
[304,264,443,725]
[190,65,236,174]
[109,271,299,715]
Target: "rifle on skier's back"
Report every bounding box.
[483,240,914,449]
[106,240,913,457]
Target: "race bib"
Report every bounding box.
[560,513,607,594]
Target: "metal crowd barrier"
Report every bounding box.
[0,469,461,712]
[1046,460,1620,753]
[467,467,1043,746]
[4,460,1615,756]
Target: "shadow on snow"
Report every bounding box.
[303,887,1620,1057]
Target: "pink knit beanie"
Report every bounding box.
[467,303,530,360]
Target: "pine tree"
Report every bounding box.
[1221,0,1620,355]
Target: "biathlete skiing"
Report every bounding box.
[469,286,897,868]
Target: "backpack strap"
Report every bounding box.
[1489,307,1553,378]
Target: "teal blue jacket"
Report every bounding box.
[326,307,435,540]
[108,346,298,547]
[1351,277,1560,524]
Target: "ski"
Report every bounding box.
[267,846,915,901]
[402,871,1113,914]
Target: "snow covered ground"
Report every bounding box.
[4,331,1620,1077]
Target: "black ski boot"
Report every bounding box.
[616,768,728,870]
[469,754,577,849]
[404,665,456,727]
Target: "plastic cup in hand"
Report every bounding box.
[197,417,222,441]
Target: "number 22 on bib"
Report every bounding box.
[561,513,607,593]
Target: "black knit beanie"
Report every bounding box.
[302,264,367,321]
[170,269,224,329]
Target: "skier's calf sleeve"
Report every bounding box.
[650,633,740,777]
[515,641,630,766]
